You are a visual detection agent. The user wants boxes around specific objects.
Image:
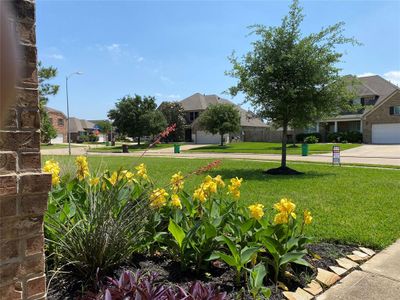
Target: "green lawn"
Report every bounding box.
[87,143,178,153]
[42,155,400,249]
[41,144,80,149]
[188,142,361,155]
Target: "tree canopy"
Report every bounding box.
[158,101,186,142]
[227,0,358,173]
[198,103,241,146]
[108,95,167,145]
[38,62,59,143]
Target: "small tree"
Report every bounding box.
[198,103,240,146]
[108,95,165,145]
[227,0,358,174]
[158,101,186,142]
[38,62,60,143]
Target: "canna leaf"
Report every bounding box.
[240,246,259,265]
[168,219,186,248]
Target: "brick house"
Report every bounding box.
[303,75,400,144]
[45,107,67,143]
[179,93,268,144]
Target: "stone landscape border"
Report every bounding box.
[283,246,376,300]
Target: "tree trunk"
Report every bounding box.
[137,136,141,146]
[220,134,224,146]
[281,124,288,168]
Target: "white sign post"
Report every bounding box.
[332,145,341,166]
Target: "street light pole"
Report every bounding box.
[66,72,83,155]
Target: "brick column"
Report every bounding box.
[0,1,51,299]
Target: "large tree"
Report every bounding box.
[38,62,59,143]
[108,95,166,145]
[227,0,358,174]
[198,103,240,146]
[158,101,186,142]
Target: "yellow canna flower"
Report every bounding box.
[303,209,313,225]
[89,177,100,186]
[274,212,289,224]
[107,171,119,186]
[149,188,169,208]
[227,177,242,199]
[135,163,149,181]
[274,198,296,219]
[248,203,264,220]
[230,177,243,188]
[75,156,89,181]
[170,171,184,193]
[213,175,225,188]
[171,194,182,209]
[193,187,207,203]
[43,160,61,186]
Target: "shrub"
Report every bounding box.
[44,157,153,284]
[303,135,319,144]
[295,132,321,143]
[89,271,228,300]
[327,131,362,143]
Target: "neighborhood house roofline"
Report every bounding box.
[362,89,400,119]
[45,106,67,119]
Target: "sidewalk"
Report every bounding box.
[317,239,400,300]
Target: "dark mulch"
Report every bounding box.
[47,242,365,300]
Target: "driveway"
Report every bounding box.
[317,144,400,159]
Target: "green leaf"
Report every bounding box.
[240,219,254,234]
[292,257,312,268]
[217,236,239,261]
[240,246,259,265]
[212,251,238,268]
[279,252,306,266]
[168,219,186,248]
[250,263,267,288]
[261,287,271,298]
[204,222,217,239]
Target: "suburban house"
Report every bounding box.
[69,117,104,142]
[179,93,268,144]
[45,107,67,143]
[309,75,400,144]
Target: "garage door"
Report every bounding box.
[51,134,64,144]
[195,131,221,144]
[372,123,400,144]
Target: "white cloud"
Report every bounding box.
[383,71,400,86]
[357,72,375,77]
[136,56,144,63]
[106,43,121,53]
[154,93,181,100]
[47,54,64,60]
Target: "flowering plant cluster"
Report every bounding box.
[44,156,313,298]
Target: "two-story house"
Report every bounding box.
[179,93,268,144]
[308,75,400,144]
[45,107,67,143]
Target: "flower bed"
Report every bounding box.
[44,156,321,299]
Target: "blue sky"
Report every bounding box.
[37,0,400,120]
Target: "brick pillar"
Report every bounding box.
[0,1,51,299]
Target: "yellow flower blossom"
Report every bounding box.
[43,160,61,186]
[193,187,207,203]
[170,171,184,193]
[274,212,289,224]
[274,198,296,219]
[213,175,225,188]
[202,176,217,194]
[171,194,182,209]
[149,188,169,208]
[135,163,149,180]
[227,177,243,199]
[75,156,89,181]
[89,177,99,186]
[107,171,119,186]
[248,203,264,220]
[303,209,312,225]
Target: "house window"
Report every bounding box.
[189,112,199,121]
[390,106,400,115]
[57,118,64,126]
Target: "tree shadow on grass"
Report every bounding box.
[206,168,335,182]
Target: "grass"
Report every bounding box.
[42,155,400,249]
[188,142,361,155]
[87,143,178,153]
[41,144,80,149]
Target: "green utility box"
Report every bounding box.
[301,143,309,156]
[174,144,181,154]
